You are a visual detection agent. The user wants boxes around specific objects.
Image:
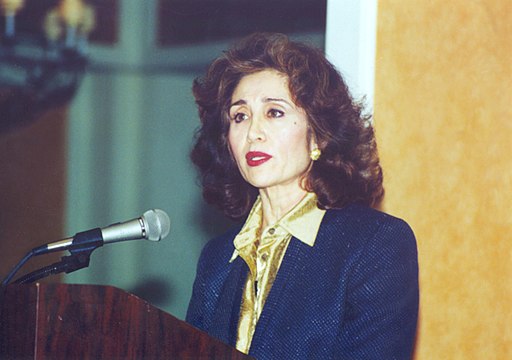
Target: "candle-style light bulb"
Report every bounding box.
[44,9,62,43]
[0,0,25,14]
[58,0,85,28]
[58,0,86,48]
[0,0,25,38]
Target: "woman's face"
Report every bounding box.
[227,69,315,196]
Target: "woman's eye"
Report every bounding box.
[268,109,284,118]
[232,112,248,123]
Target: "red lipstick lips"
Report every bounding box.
[246,151,272,167]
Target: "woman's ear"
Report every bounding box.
[307,125,317,150]
[308,131,321,162]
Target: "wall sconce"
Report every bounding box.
[0,0,95,132]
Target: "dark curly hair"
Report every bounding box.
[191,33,384,220]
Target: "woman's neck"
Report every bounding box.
[259,186,308,229]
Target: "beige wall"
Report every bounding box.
[374,1,511,359]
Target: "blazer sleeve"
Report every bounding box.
[186,240,212,331]
[335,217,419,359]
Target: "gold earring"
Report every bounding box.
[310,148,321,161]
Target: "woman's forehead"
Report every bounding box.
[231,70,291,102]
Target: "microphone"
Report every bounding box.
[32,209,171,256]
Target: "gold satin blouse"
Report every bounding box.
[229,192,326,354]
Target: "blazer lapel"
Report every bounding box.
[250,237,310,347]
[209,257,248,345]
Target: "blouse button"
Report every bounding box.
[268,228,275,235]
[261,253,269,261]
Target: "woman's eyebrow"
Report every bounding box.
[264,97,292,106]
[229,99,246,109]
[229,97,292,109]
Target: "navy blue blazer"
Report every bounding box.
[187,204,419,359]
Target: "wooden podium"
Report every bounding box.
[0,283,252,359]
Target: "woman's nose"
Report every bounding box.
[247,118,265,143]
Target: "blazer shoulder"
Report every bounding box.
[324,204,414,233]
[320,204,416,254]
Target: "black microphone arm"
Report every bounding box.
[1,209,170,287]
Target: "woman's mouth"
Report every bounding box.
[246,151,272,167]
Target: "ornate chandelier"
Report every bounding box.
[0,0,95,132]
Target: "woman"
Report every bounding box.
[187,33,419,359]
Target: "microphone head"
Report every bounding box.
[142,209,170,241]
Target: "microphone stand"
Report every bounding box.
[1,229,103,287]
[13,245,98,284]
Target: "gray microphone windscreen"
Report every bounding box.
[142,209,170,241]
